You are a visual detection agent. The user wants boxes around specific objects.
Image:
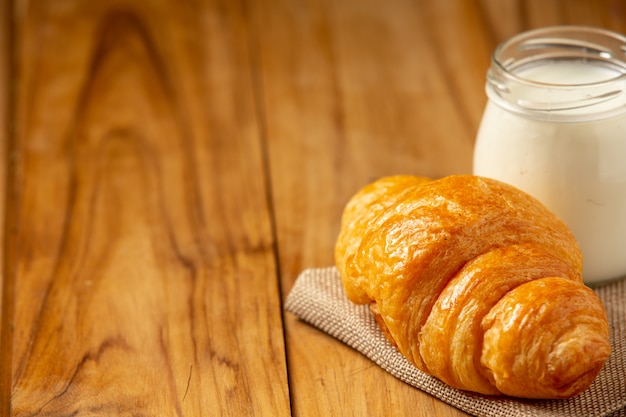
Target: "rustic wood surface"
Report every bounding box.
[1,0,625,416]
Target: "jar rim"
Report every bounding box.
[492,25,626,88]
[486,26,626,122]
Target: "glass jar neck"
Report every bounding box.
[486,26,626,122]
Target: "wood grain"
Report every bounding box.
[4,0,626,416]
[6,0,289,415]
[1,0,12,414]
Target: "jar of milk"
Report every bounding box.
[473,26,626,285]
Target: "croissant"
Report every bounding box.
[335,174,610,399]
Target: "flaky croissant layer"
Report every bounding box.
[335,175,610,399]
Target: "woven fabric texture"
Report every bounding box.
[284,267,626,417]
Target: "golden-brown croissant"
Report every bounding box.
[335,175,610,399]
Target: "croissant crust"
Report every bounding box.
[335,175,610,398]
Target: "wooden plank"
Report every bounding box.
[1,0,13,415]
[7,0,289,415]
[481,0,626,40]
[256,0,626,416]
[255,0,481,415]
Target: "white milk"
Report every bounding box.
[521,62,619,84]
[474,61,626,284]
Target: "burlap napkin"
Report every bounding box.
[285,267,626,417]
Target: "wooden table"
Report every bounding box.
[1,1,625,415]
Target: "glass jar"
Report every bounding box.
[473,26,626,285]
